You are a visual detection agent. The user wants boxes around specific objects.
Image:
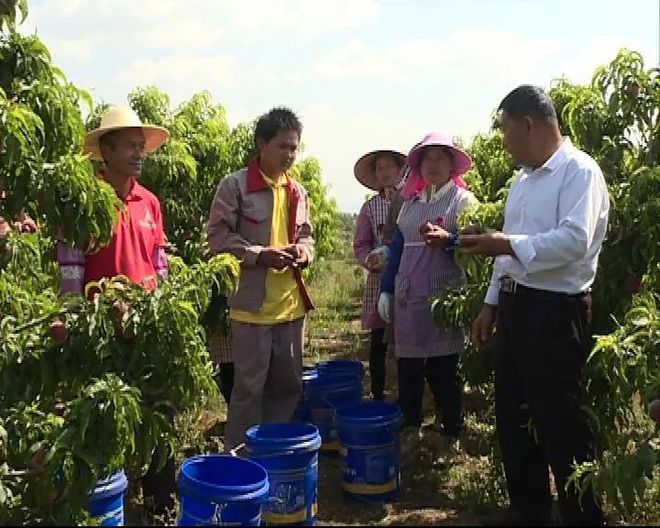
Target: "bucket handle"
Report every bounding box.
[230,442,314,459]
[229,443,246,457]
[321,395,338,410]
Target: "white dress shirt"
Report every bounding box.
[484,138,610,306]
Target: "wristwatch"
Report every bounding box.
[444,233,459,253]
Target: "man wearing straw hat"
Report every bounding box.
[57,105,170,295]
[55,105,175,515]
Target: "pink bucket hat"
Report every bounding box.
[402,132,472,199]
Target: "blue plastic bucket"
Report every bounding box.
[178,455,269,526]
[246,422,321,525]
[294,366,319,422]
[88,470,128,526]
[335,401,403,503]
[308,373,363,455]
[316,360,365,381]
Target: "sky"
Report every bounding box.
[21,0,660,213]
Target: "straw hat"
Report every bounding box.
[353,149,406,191]
[83,105,170,161]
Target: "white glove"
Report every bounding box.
[365,245,390,272]
[377,292,392,323]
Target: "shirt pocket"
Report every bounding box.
[239,202,271,245]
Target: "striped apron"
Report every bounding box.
[361,194,390,330]
[393,185,466,358]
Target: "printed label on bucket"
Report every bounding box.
[263,467,317,525]
[343,443,399,495]
[179,499,263,526]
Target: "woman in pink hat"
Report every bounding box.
[378,132,477,437]
[353,149,407,400]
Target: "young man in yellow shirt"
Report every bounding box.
[207,107,314,449]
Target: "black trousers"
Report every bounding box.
[215,362,235,405]
[397,354,463,436]
[494,290,604,525]
[369,328,388,400]
[141,409,176,517]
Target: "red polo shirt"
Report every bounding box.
[84,177,166,291]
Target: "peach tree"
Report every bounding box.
[0,2,239,524]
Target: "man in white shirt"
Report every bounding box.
[460,85,608,526]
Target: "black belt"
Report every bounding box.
[499,277,588,299]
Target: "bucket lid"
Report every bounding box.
[246,421,321,456]
[335,401,403,429]
[308,372,362,392]
[179,455,269,502]
[89,470,128,501]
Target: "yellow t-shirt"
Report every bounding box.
[230,172,306,325]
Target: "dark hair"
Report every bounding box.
[99,127,144,149]
[99,130,119,148]
[498,85,558,125]
[371,152,405,171]
[254,107,302,145]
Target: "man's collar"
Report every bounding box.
[526,137,572,174]
[246,158,292,193]
[541,137,572,171]
[246,158,268,192]
[125,178,142,201]
[99,171,141,201]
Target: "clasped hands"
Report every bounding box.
[257,244,308,270]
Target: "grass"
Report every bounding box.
[304,258,366,365]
